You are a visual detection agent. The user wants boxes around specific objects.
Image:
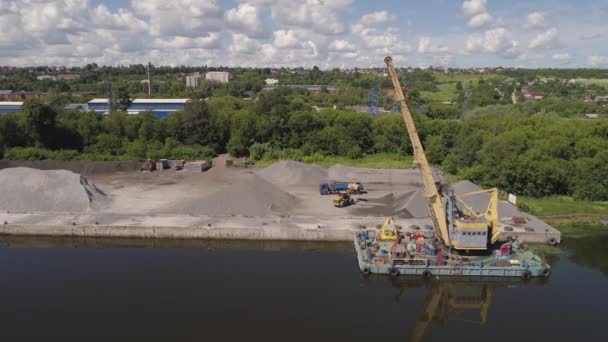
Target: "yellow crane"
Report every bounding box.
[384,56,500,251]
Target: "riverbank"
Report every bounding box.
[0,158,561,244]
[0,212,433,241]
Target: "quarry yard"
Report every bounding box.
[0,156,561,243]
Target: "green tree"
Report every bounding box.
[22,99,58,147]
[114,83,132,111]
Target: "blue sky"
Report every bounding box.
[2,0,608,68]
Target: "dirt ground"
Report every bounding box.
[88,155,427,218]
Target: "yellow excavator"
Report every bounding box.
[385,56,500,251]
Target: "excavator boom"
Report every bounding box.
[384,56,451,247]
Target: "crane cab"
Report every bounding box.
[452,223,490,250]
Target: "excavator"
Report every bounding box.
[384,56,500,252]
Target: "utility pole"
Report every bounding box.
[147,62,153,96]
[107,79,113,113]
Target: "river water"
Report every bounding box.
[1,236,607,342]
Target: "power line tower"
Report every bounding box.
[460,89,471,120]
[367,84,379,115]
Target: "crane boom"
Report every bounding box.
[384,56,451,247]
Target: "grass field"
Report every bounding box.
[519,196,608,217]
[255,153,415,169]
[420,83,458,103]
[434,72,506,85]
[571,78,608,87]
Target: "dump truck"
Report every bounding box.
[320,181,364,195]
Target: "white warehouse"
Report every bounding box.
[205,71,230,83]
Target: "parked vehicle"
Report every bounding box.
[320,181,364,195]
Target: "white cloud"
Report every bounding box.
[552,53,572,62]
[329,39,357,52]
[132,0,223,37]
[152,34,221,50]
[359,11,395,26]
[524,12,546,29]
[264,0,352,35]
[273,30,299,48]
[467,13,493,28]
[93,5,148,32]
[462,0,487,16]
[588,55,608,67]
[465,28,520,58]
[225,3,267,38]
[529,27,558,49]
[229,33,261,55]
[417,37,449,54]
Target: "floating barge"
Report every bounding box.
[354,230,551,279]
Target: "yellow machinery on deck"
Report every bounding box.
[384,56,500,251]
[378,217,398,241]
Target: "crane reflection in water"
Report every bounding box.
[360,276,548,342]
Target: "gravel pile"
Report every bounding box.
[257,160,327,186]
[0,167,108,213]
[177,174,298,216]
[328,164,423,185]
[402,188,430,217]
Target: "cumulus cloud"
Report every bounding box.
[0,0,590,68]
[417,37,449,54]
[93,5,148,32]
[588,55,608,67]
[263,0,352,35]
[273,30,299,48]
[152,34,221,50]
[463,0,487,16]
[225,3,267,38]
[359,11,395,26]
[465,28,520,57]
[329,39,357,52]
[132,0,223,37]
[529,27,558,49]
[552,53,572,62]
[524,12,546,29]
[467,13,493,28]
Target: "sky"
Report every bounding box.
[1,0,608,68]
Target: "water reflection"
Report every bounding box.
[360,276,547,342]
[563,234,608,276]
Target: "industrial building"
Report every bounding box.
[0,101,23,114]
[186,73,204,88]
[205,71,230,83]
[263,84,339,94]
[57,74,80,81]
[87,98,189,118]
[0,90,42,100]
[36,75,56,81]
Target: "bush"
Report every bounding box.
[168,145,214,160]
[3,147,79,160]
[249,142,270,161]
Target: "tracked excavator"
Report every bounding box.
[384,56,500,251]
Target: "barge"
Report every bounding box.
[354,229,551,279]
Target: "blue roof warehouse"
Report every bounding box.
[87,98,189,118]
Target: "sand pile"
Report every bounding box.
[175,174,298,216]
[351,188,430,218]
[257,160,327,186]
[0,167,108,213]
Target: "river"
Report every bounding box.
[1,236,607,341]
